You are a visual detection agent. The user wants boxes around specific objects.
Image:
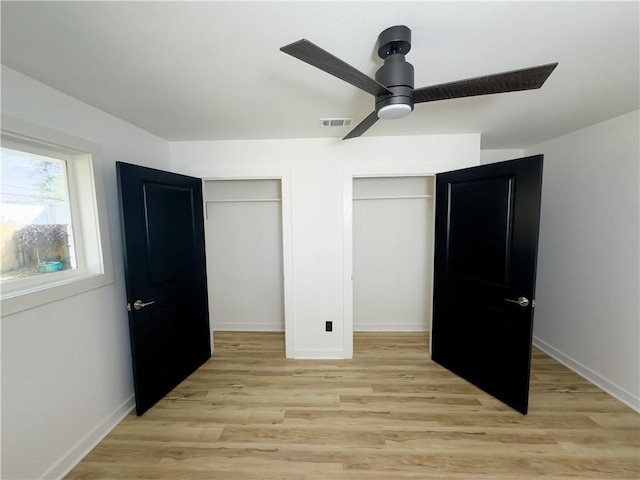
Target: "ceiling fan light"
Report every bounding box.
[377,103,412,120]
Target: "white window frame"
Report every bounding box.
[0,115,114,316]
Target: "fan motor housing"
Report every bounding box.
[375,54,415,116]
[375,25,415,117]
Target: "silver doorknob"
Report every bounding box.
[505,296,530,307]
[133,299,156,310]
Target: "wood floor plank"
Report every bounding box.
[65,332,640,480]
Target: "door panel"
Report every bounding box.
[447,176,514,285]
[432,155,543,414]
[117,162,211,415]
[144,183,198,283]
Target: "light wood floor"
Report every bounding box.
[65,332,639,479]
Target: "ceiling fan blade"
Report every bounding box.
[413,63,558,104]
[281,39,392,97]
[343,111,379,140]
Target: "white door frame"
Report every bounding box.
[343,166,437,358]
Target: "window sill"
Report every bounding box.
[1,270,114,317]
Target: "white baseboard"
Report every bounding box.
[44,395,135,480]
[213,322,284,332]
[293,349,347,359]
[354,323,428,332]
[533,336,640,413]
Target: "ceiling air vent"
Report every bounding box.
[320,118,354,128]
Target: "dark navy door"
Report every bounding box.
[432,155,543,414]
[117,162,211,415]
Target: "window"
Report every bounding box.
[0,117,113,315]
[1,147,78,283]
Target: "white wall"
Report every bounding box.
[480,149,525,165]
[525,110,640,411]
[171,135,481,358]
[1,66,172,479]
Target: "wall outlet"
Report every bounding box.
[325,321,333,332]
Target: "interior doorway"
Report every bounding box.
[352,175,435,336]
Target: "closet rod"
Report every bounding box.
[205,199,281,203]
[353,195,433,201]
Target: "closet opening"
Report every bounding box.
[203,178,286,355]
[352,175,435,352]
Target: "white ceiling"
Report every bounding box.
[1,1,638,149]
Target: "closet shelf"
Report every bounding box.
[353,195,433,201]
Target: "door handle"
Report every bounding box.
[505,296,530,307]
[133,299,156,310]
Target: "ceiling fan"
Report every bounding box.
[281,25,558,140]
